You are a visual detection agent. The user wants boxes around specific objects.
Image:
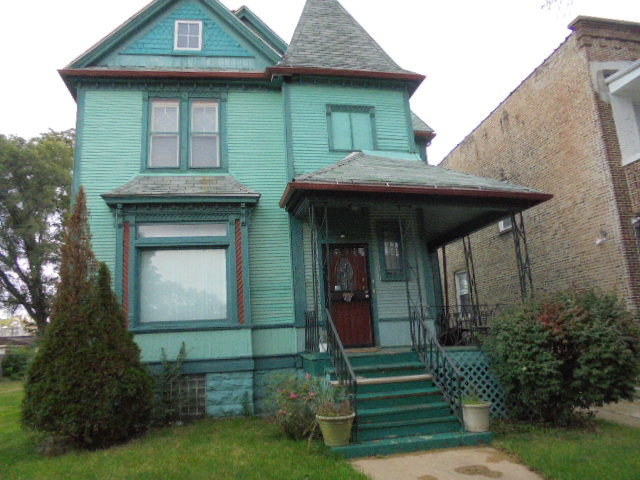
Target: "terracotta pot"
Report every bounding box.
[316,412,355,447]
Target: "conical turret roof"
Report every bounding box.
[277,0,420,78]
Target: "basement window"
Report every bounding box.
[175,20,203,51]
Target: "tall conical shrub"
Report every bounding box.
[22,188,153,448]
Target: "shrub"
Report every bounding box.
[21,189,154,449]
[484,289,640,425]
[266,372,328,440]
[1,345,35,379]
[151,342,194,425]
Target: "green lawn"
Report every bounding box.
[0,381,367,480]
[495,420,640,480]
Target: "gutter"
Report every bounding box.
[279,181,553,209]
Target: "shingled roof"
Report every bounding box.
[102,175,260,203]
[281,151,552,209]
[276,0,419,77]
[411,112,435,138]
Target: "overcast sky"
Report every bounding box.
[0,0,637,163]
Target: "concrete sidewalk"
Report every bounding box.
[351,446,544,480]
[596,395,640,428]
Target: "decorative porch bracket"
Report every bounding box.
[510,211,534,301]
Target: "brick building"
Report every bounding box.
[440,16,640,311]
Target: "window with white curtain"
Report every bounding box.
[139,248,227,323]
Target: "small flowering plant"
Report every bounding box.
[266,372,325,440]
[315,384,353,418]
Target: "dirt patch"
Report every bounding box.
[417,476,438,480]
[454,465,503,478]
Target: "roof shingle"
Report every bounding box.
[102,175,260,201]
[293,151,543,195]
[278,0,417,76]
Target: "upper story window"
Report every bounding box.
[455,270,471,311]
[605,62,640,166]
[147,97,222,170]
[327,105,376,151]
[175,20,202,51]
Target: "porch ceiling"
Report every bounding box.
[281,152,552,247]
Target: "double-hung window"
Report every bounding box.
[377,222,405,281]
[135,223,230,326]
[147,97,222,170]
[327,105,376,151]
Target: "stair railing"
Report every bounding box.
[409,307,464,425]
[325,307,359,439]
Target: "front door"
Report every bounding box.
[327,245,374,347]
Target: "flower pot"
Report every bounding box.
[462,402,491,432]
[316,413,355,447]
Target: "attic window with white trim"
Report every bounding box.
[175,20,202,51]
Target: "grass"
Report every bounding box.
[494,420,640,480]
[0,380,367,480]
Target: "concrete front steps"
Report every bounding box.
[323,348,493,458]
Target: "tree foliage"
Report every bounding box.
[22,189,153,449]
[0,130,73,335]
[485,289,640,426]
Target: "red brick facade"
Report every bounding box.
[440,17,640,311]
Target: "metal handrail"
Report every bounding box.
[324,308,358,440]
[304,311,320,353]
[410,308,465,425]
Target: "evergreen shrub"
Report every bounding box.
[1,345,35,379]
[484,289,640,425]
[21,189,154,449]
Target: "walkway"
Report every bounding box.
[351,446,544,480]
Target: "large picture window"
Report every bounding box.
[132,222,233,328]
[146,97,223,171]
[140,248,227,323]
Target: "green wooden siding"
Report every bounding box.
[226,91,294,326]
[288,84,411,175]
[79,89,143,272]
[134,329,252,362]
[98,0,274,70]
[252,328,297,356]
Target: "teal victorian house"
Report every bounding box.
[63,0,550,455]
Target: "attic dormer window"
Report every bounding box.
[175,20,202,51]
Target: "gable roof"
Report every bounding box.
[271,0,424,83]
[65,0,281,70]
[233,5,288,56]
[102,175,260,204]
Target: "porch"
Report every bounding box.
[280,151,551,456]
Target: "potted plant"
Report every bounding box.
[315,386,355,447]
[462,390,492,432]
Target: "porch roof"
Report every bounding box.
[281,152,550,208]
[280,152,552,247]
[102,175,260,205]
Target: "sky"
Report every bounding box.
[0,0,638,164]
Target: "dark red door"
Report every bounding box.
[327,245,374,347]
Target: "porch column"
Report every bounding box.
[510,212,534,301]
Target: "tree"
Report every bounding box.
[22,189,153,449]
[0,130,73,335]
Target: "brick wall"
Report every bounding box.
[440,20,640,310]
